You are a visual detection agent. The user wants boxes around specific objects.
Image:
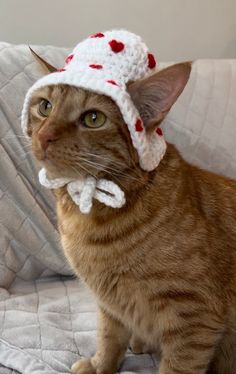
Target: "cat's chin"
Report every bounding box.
[35,150,97,180]
[41,160,85,180]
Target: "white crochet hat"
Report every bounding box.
[21,29,166,171]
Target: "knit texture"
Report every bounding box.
[39,168,126,214]
[21,29,167,213]
[21,29,166,171]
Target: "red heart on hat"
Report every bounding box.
[109,40,125,53]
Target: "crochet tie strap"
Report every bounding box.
[39,168,126,214]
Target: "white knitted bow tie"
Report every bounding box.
[39,168,126,214]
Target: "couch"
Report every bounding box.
[0,42,236,373]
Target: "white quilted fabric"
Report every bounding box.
[22,30,166,172]
[163,59,236,179]
[0,42,236,374]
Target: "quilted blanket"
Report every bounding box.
[0,42,236,374]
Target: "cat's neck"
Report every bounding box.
[55,143,186,223]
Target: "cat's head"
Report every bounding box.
[25,50,191,187]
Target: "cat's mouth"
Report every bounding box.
[32,146,72,178]
[32,138,111,181]
[41,159,85,180]
[35,149,98,180]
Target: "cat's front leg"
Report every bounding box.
[158,319,222,374]
[72,306,130,374]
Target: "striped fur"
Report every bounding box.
[28,66,236,374]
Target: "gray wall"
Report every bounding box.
[0,0,235,61]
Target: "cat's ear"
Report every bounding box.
[29,47,57,74]
[128,62,192,131]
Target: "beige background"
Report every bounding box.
[0,0,235,61]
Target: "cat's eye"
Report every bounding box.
[38,99,52,117]
[81,110,106,128]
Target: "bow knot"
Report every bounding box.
[39,168,126,214]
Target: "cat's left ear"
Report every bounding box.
[29,47,57,74]
[128,62,192,131]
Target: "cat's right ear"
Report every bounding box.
[29,47,57,74]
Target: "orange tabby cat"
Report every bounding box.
[26,56,236,374]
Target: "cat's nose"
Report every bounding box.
[38,129,59,151]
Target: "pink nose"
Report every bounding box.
[38,130,59,151]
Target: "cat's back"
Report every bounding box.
[188,161,236,241]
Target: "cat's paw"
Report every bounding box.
[71,358,96,374]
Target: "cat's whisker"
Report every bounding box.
[105,166,143,182]
[79,151,124,165]
[69,164,83,179]
[73,157,142,190]
[6,134,29,138]
[22,144,32,150]
[74,158,132,187]
[79,151,128,170]
[79,151,144,181]
[97,164,144,185]
[73,160,98,180]
[76,155,142,182]
[76,157,130,182]
[5,136,31,142]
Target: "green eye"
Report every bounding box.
[38,99,52,117]
[81,110,106,128]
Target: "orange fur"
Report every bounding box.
[28,63,236,374]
